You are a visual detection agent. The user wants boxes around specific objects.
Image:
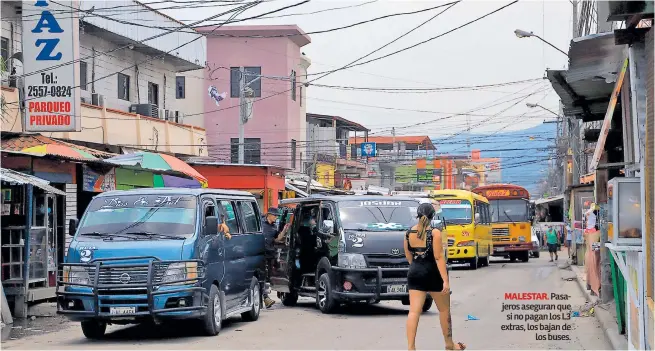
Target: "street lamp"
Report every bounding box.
[514,29,569,57]
[526,102,560,117]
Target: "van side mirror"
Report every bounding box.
[205,216,218,236]
[68,219,78,236]
[322,220,334,233]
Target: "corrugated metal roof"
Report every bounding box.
[547,32,627,117]
[0,168,66,196]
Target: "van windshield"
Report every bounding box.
[437,199,472,225]
[338,200,418,231]
[78,195,197,237]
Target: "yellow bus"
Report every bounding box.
[472,184,533,262]
[430,190,493,270]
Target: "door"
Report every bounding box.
[233,200,263,307]
[318,202,339,262]
[271,204,298,292]
[46,194,57,287]
[217,199,243,310]
[473,201,490,256]
[197,197,225,295]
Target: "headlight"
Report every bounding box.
[162,262,199,285]
[338,253,366,269]
[518,236,526,242]
[63,266,90,286]
[456,240,475,247]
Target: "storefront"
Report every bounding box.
[188,160,286,210]
[1,168,66,319]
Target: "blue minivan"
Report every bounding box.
[57,188,265,338]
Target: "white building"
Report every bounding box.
[1,0,206,127]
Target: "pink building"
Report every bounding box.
[198,25,311,171]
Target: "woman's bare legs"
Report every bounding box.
[407,290,427,350]
[431,291,465,350]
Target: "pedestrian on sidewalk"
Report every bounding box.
[545,225,559,262]
[261,207,290,309]
[404,203,465,351]
[565,225,572,258]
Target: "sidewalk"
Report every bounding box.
[569,264,628,350]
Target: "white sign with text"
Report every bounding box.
[22,0,80,132]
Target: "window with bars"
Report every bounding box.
[117,73,130,101]
[176,76,185,99]
[230,138,261,164]
[148,82,159,106]
[80,61,88,91]
[230,67,261,98]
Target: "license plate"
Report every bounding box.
[496,247,505,252]
[387,284,407,293]
[109,307,136,315]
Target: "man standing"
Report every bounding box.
[261,208,290,308]
[545,225,559,262]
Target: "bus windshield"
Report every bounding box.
[438,199,472,225]
[490,199,529,223]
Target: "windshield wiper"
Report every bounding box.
[124,231,185,240]
[80,232,138,240]
[344,228,372,232]
[503,210,516,225]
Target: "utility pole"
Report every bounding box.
[306,152,317,195]
[238,67,247,164]
[392,127,397,160]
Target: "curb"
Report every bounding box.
[570,265,628,350]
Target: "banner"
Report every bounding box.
[82,165,115,192]
[22,0,81,132]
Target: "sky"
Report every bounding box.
[157,0,573,138]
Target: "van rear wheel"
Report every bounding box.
[280,291,298,306]
[81,320,106,339]
[241,278,261,322]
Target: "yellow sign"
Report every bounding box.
[486,189,510,197]
[315,163,335,188]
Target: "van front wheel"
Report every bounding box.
[316,273,337,314]
[202,285,223,336]
[81,320,106,339]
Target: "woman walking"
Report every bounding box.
[404,203,466,350]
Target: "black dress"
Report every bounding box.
[406,228,444,292]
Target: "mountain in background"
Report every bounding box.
[432,123,556,196]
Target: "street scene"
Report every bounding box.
[1,0,654,350]
[3,256,610,350]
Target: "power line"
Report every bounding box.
[306,0,519,76]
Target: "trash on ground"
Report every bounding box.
[466,314,479,321]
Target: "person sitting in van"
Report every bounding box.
[261,208,290,308]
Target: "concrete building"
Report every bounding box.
[1,0,207,156]
[198,25,311,171]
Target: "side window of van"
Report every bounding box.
[202,199,217,234]
[238,201,261,233]
[219,200,240,234]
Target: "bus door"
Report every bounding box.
[474,200,492,257]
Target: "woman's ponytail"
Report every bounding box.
[417,215,430,239]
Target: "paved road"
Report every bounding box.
[2,255,611,350]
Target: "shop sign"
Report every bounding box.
[22,0,81,132]
[82,165,115,192]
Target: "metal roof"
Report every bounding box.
[546,32,627,119]
[97,187,255,198]
[0,168,66,196]
[534,194,565,205]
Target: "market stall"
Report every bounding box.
[1,168,66,318]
